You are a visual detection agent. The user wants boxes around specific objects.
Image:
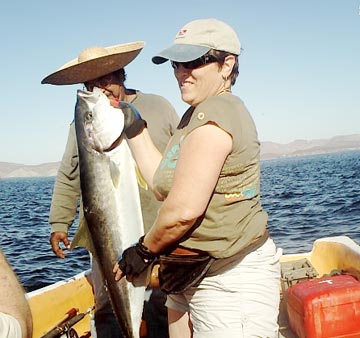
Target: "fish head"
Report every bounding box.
[76,88,125,152]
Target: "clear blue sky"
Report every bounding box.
[1,0,359,165]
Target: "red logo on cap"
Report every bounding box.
[176,29,187,38]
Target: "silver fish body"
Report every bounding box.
[74,88,145,338]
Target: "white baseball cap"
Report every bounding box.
[152,18,241,64]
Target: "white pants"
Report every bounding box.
[166,238,282,338]
[0,312,22,338]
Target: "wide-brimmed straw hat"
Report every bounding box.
[41,41,145,85]
[152,19,241,64]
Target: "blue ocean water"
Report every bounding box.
[0,176,90,291]
[0,150,359,292]
[261,150,360,253]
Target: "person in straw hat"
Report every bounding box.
[113,19,281,337]
[42,41,179,338]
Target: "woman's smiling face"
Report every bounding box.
[173,54,235,107]
[174,62,223,107]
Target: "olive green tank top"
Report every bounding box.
[153,93,267,258]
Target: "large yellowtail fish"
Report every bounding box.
[74,87,145,338]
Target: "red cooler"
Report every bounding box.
[286,274,360,338]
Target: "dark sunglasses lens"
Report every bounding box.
[99,78,110,87]
[84,75,113,91]
[185,58,204,69]
[171,59,203,70]
[171,55,217,70]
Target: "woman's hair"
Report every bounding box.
[208,50,239,86]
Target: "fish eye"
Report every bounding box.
[86,112,93,121]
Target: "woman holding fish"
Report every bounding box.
[114,18,282,338]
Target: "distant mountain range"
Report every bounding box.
[260,134,360,160]
[0,161,60,179]
[1,134,359,179]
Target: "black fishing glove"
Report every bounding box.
[118,236,157,277]
[118,101,147,139]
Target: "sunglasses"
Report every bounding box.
[84,74,115,91]
[171,54,218,70]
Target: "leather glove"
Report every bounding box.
[118,236,157,277]
[118,101,147,139]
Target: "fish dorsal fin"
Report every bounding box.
[109,159,121,188]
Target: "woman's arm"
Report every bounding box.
[126,128,163,192]
[144,123,232,253]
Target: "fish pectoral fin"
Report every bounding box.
[109,160,121,187]
[135,164,148,190]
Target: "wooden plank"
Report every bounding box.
[27,271,94,338]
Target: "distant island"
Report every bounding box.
[260,134,360,161]
[1,134,360,179]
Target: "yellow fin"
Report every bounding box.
[135,164,148,190]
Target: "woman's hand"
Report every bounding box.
[113,236,158,281]
[113,261,124,282]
